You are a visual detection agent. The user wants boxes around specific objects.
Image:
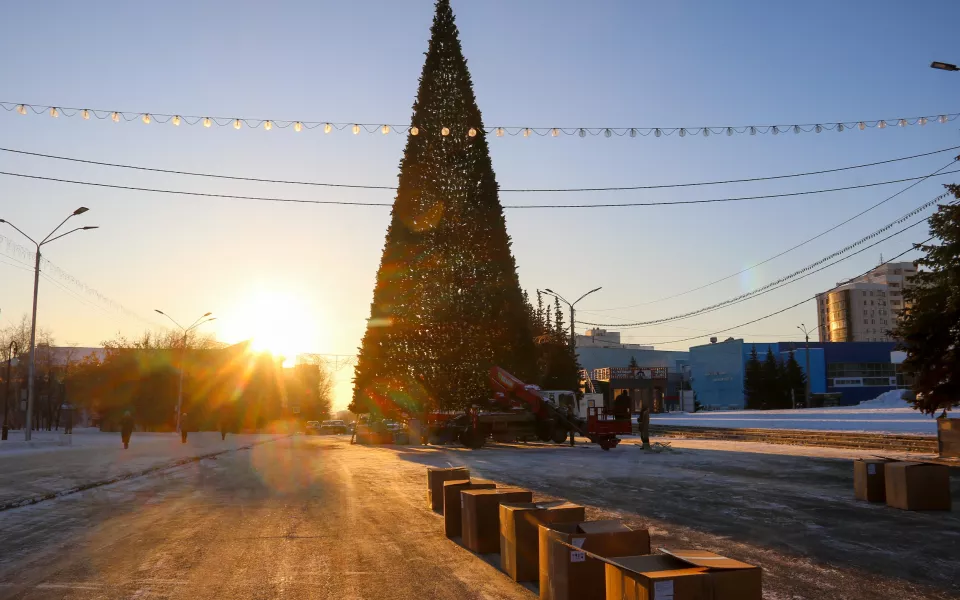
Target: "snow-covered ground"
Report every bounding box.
[651,390,941,434]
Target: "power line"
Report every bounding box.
[581,157,958,313]
[3,100,957,141]
[580,199,949,329]
[644,237,935,347]
[2,168,959,210]
[2,144,958,193]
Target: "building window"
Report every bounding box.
[863,319,868,324]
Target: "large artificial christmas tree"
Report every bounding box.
[350,0,537,415]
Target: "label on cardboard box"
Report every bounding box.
[654,580,674,599]
[571,537,586,548]
[867,464,877,475]
[569,550,585,563]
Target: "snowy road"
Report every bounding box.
[0,436,957,599]
[0,436,530,600]
[651,407,939,434]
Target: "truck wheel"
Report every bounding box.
[536,422,553,442]
[551,429,569,444]
[461,428,485,449]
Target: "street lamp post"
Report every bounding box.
[541,287,602,349]
[2,341,18,440]
[154,310,215,433]
[930,61,959,72]
[1,207,98,441]
[797,324,813,408]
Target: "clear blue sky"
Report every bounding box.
[1,0,958,409]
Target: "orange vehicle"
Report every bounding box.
[427,367,629,451]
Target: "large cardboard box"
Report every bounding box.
[426,466,470,512]
[443,478,496,538]
[539,520,651,600]
[884,462,952,511]
[461,488,532,553]
[604,550,762,600]
[500,502,586,582]
[853,458,890,502]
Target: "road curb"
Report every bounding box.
[0,435,288,513]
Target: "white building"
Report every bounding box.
[816,262,917,343]
[575,328,653,350]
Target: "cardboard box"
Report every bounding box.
[461,488,532,553]
[604,549,762,600]
[426,466,470,512]
[884,462,952,511]
[539,520,651,600]
[443,478,496,538]
[853,458,890,502]
[500,502,586,582]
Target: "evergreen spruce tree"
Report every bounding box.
[893,185,960,415]
[628,355,640,370]
[783,350,807,408]
[350,0,536,414]
[760,348,782,410]
[743,345,762,409]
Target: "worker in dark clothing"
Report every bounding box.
[613,391,631,420]
[637,398,651,450]
[120,411,134,449]
[180,413,189,444]
[219,412,229,441]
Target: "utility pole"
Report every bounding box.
[1,208,98,441]
[797,324,812,408]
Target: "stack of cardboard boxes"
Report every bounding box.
[853,458,951,511]
[426,469,763,599]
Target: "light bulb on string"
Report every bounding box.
[81,109,89,120]
[793,125,801,134]
[939,115,948,124]
[815,124,822,133]
[749,126,756,135]
[353,124,361,135]
[324,123,332,134]
[294,122,303,132]
[629,128,636,138]
[877,120,887,129]
[837,123,845,132]
[496,128,504,137]
[468,127,477,137]
[523,128,531,137]
[381,125,390,135]
[16,104,27,115]
[654,128,661,138]
[50,107,59,118]
[772,126,779,135]
[898,119,907,127]
[578,129,586,138]
[919,117,928,126]
[203,117,212,128]
[442,127,450,136]
[858,122,866,131]
[410,126,419,136]
[264,120,272,131]
[142,114,151,124]
[604,129,612,138]
[726,127,733,136]
[233,119,242,130]
[702,128,709,137]
[112,112,120,123]
[552,128,560,137]
[679,128,686,137]
[172,115,181,126]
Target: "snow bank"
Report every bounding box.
[856,389,911,409]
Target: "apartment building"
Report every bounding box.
[816,261,917,342]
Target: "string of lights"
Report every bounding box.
[5,146,960,194]
[2,168,959,210]
[647,236,937,347]
[578,193,950,328]
[0,233,156,326]
[2,101,957,140]
[579,157,958,313]
[2,144,957,194]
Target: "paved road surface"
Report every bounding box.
[0,436,530,599]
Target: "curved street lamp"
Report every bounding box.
[1,207,98,441]
[154,310,216,433]
[540,287,602,349]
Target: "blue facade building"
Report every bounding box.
[689,339,898,409]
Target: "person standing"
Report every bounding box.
[613,390,631,420]
[180,412,189,444]
[219,411,228,441]
[120,411,134,450]
[637,397,651,450]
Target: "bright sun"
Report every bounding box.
[239,290,316,366]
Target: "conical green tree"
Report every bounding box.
[350,0,536,415]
